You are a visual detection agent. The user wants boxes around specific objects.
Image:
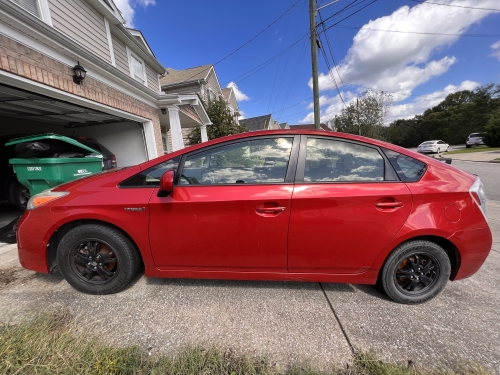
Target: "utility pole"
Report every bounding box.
[357,98,360,135]
[309,0,321,130]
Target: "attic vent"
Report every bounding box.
[10,0,41,18]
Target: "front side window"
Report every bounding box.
[305,138,384,182]
[119,156,180,187]
[382,148,426,182]
[10,0,41,18]
[181,137,293,185]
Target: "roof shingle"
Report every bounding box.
[160,64,213,87]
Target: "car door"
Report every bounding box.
[288,136,413,274]
[149,135,299,272]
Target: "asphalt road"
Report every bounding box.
[451,160,500,201]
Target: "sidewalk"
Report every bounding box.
[445,150,500,162]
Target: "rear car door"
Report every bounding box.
[288,136,413,274]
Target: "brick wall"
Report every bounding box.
[0,34,164,156]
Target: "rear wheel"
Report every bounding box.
[9,180,30,210]
[380,240,451,304]
[466,145,471,148]
[57,224,140,294]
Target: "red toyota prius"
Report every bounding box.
[16,130,492,304]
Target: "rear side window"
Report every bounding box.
[382,148,426,182]
[305,138,384,182]
[119,156,181,187]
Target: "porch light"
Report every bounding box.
[72,61,87,85]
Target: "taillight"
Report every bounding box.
[469,177,488,221]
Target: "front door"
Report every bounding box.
[288,137,412,274]
[149,136,297,271]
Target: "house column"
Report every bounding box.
[167,106,184,151]
[200,124,208,142]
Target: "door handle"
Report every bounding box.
[376,201,403,208]
[256,206,286,213]
[255,204,287,216]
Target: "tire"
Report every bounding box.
[57,224,141,294]
[466,145,471,148]
[9,180,30,211]
[437,148,440,153]
[380,240,451,304]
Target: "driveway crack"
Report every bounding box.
[319,283,354,353]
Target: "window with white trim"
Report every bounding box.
[127,48,147,85]
[10,0,41,18]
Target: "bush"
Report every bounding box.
[483,114,500,147]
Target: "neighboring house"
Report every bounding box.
[289,124,332,131]
[221,87,240,124]
[0,0,209,165]
[279,122,290,129]
[160,64,236,150]
[239,114,280,131]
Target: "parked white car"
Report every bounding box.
[466,133,485,148]
[417,140,449,154]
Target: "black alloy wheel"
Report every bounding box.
[394,254,439,294]
[57,224,140,294]
[70,239,118,283]
[380,240,451,304]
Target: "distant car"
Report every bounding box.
[1,134,116,210]
[466,133,485,148]
[417,140,449,154]
[17,130,492,304]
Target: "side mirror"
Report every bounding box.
[159,169,175,193]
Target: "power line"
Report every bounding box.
[322,23,500,37]
[224,33,309,85]
[172,0,303,87]
[407,0,500,12]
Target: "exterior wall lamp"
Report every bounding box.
[72,61,87,85]
[161,108,167,115]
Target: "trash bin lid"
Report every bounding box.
[5,133,103,156]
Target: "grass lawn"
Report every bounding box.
[446,147,500,155]
[0,313,493,375]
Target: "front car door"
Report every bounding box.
[149,135,299,272]
[288,136,413,274]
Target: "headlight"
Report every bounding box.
[27,190,69,210]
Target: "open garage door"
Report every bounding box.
[0,83,153,227]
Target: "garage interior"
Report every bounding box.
[0,83,152,234]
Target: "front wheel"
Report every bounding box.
[380,240,451,304]
[57,224,141,294]
[9,180,30,211]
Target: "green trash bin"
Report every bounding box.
[5,133,103,196]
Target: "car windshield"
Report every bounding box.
[421,141,435,146]
[470,133,480,138]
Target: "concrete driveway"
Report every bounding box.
[1,202,499,373]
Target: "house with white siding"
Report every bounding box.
[160,64,239,150]
[0,0,211,164]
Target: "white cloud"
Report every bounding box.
[389,80,480,120]
[238,110,246,120]
[309,0,499,98]
[491,40,500,61]
[227,82,250,101]
[300,91,357,123]
[113,0,156,27]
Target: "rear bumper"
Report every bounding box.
[449,227,492,280]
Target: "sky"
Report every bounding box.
[114,0,500,125]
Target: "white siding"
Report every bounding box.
[48,0,111,63]
[111,34,129,75]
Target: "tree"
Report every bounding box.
[332,90,393,140]
[187,98,248,145]
[484,110,500,147]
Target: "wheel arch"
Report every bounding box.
[47,219,144,272]
[379,235,461,281]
